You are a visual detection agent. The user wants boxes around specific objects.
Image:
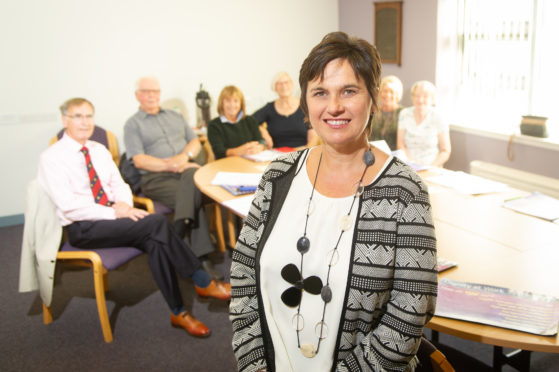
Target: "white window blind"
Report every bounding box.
[444,0,558,136]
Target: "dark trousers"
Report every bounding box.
[66,214,200,311]
[140,168,214,257]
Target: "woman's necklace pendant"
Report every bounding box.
[339,215,353,231]
[300,343,317,358]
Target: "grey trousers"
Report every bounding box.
[140,167,214,258]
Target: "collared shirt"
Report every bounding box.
[123,108,197,173]
[37,133,133,226]
[219,110,244,124]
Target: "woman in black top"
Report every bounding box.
[207,85,266,159]
[253,72,318,149]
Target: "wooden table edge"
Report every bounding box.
[427,317,559,353]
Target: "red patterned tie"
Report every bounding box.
[80,146,113,206]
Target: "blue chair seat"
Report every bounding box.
[60,243,142,270]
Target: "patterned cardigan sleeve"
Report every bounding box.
[337,177,438,371]
[230,177,269,372]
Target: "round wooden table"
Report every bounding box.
[194,157,559,357]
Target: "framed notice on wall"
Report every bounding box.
[374,1,402,65]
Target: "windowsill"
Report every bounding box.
[450,124,559,152]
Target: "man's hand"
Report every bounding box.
[175,161,200,173]
[166,153,200,173]
[112,201,149,221]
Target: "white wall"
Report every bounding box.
[0,0,338,218]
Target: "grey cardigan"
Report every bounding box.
[230,150,438,372]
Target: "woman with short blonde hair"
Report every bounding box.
[252,71,318,149]
[397,80,451,166]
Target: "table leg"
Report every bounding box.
[227,210,236,249]
[431,329,440,344]
[493,346,531,372]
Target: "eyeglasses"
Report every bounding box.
[65,114,94,120]
[138,89,161,95]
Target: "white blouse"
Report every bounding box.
[398,107,448,165]
[260,150,392,371]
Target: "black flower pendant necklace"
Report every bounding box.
[280,147,375,358]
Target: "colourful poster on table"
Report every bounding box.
[436,278,559,336]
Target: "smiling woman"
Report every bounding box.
[305,58,374,153]
[207,85,266,159]
[230,31,438,372]
[397,80,451,167]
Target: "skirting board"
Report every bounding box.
[0,214,24,227]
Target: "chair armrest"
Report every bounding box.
[133,195,155,214]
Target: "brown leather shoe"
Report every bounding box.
[195,280,231,301]
[170,311,210,337]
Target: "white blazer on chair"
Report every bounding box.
[19,179,62,306]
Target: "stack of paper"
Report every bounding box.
[389,149,431,172]
[211,171,263,195]
[503,192,559,222]
[437,257,458,273]
[242,150,283,162]
[427,170,508,195]
[222,195,254,217]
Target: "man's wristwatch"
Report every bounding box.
[186,151,193,161]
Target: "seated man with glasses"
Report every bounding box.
[38,97,230,337]
[124,76,224,281]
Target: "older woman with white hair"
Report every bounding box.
[252,71,318,149]
[369,75,403,150]
[397,80,451,167]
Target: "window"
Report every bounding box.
[438,0,558,138]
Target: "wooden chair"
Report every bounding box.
[44,243,142,343]
[161,97,189,122]
[46,127,153,342]
[23,178,143,343]
[416,337,455,372]
[199,135,236,252]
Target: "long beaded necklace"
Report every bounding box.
[286,147,375,358]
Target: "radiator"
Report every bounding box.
[470,161,559,199]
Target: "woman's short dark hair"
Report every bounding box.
[299,32,382,136]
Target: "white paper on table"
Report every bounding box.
[222,195,254,218]
[427,170,508,195]
[503,192,559,221]
[242,150,282,162]
[390,149,431,172]
[211,172,263,186]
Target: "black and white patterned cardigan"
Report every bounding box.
[230,150,438,372]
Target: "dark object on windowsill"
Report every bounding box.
[520,115,548,138]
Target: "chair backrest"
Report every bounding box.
[161,98,189,122]
[200,135,215,163]
[416,337,455,372]
[50,126,120,166]
[119,153,142,194]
